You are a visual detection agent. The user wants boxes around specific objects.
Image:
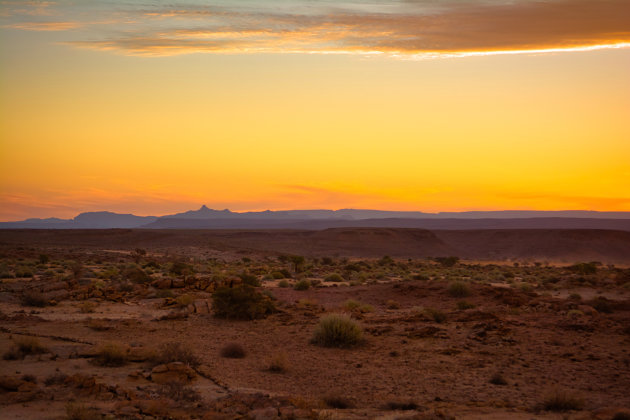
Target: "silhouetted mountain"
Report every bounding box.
[1,206,630,229]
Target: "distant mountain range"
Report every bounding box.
[1,205,630,230]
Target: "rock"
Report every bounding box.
[193,300,211,314]
[0,376,24,392]
[405,326,448,339]
[578,305,598,316]
[249,407,278,420]
[171,279,186,288]
[153,278,172,289]
[150,362,196,384]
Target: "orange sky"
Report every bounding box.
[1,0,629,220]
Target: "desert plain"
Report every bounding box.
[1,228,629,420]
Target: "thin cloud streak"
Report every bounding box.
[56,0,630,57]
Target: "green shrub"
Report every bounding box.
[294,279,310,290]
[212,285,276,320]
[124,266,150,284]
[271,271,285,279]
[434,256,459,267]
[278,279,290,288]
[325,273,344,283]
[448,281,471,298]
[311,314,363,348]
[239,273,261,287]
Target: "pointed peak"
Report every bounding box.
[199,205,210,211]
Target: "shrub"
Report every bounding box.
[489,372,507,385]
[271,271,285,279]
[542,388,584,412]
[79,301,96,313]
[65,403,100,420]
[266,352,288,373]
[152,342,200,368]
[426,308,447,323]
[385,401,418,410]
[311,314,363,348]
[568,262,598,275]
[294,279,310,291]
[590,297,613,314]
[158,380,201,402]
[342,299,373,313]
[93,343,127,367]
[21,290,49,307]
[124,266,150,284]
[4,337,49,360]
[386,300,400,309]
[434,256,459,267]
[457,301,475,310]
[212,285,276,320]
[323,395,354,409]
[220,343,246,358]
[44,372,68,386]
[325,273,344,283]
[448,281,471,298]
[239,273,261,287]
[278,279,290,288]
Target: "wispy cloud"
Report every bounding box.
[4,0,630,57]
[5,21,80,31]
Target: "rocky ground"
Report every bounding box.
[1,235,630,419]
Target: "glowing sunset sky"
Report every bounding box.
[1,0,629,220]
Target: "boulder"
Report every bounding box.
[150,362,196,384]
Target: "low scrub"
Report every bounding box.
[152,342,200,368]
[220,343,246,359]
[3,337,49,360]
[311,313,363,348]
[324,273,344,283]
[212,285,276,320]
[93,343,127,367]
[448,281,471,298]
[542,388,584,412]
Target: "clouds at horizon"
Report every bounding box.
[2,0,629,57]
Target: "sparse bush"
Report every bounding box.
[266,352,288,373]
[93,343,127,367]
[323,395,354,409]
[239,273,261,287]
[21,290,49,307]
[448,281,471,298]
[385,401,418,410]
[124,266,150,284]
[220,343,246,358]
[212,285,276,320]
[278,279,290,288]
[65,403,100,420]
[457,301,475,310]
[152,342,200,368]
[489,372,507,385]
[542,388,584,412]
[44,372,68,386]
[568,262,598,275]
[590,297,613,314]
[311,313,363,348]
[386,300,400,309]
[342,299,374,313]
[426,308,447,323]
[271,271,285,279]
[294,279,310,291]
[434,256,459,267]
[79,301,96,313]
[4,337,49,360]
[158,380,201,402]
[325,273,344,283]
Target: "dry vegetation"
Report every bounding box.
[0,232,629,418]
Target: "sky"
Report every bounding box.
[1,0,629,220]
